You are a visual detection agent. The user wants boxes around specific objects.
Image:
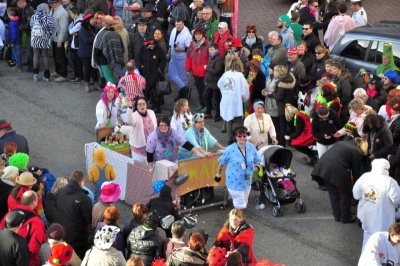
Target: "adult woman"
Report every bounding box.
[30,3,54,82]
[273,65,296,147]
[43,177,68,224]
[78,13,100,92]
[0,166,18,221]
[218,54,249,144]
[244,101,278,149]
[334,98,372,139]
[312,104,342,160]
[313,82,341,117]
[95,82,118,129]
[178,113,225,160]
[311,138,368,223]
[389,97,400,150]
[127,211,163,265]
[123,203,148,245]
[186,27,209,113]
[284,105,317,165]
[154,28,167,56]
[310,44,330,81]
[378,89,400,125]
[93,15,125,84]
[247,59,266,106]
[168,232,207,265]
[82,225,126,265]
[171,99,192,138]
[215,126,261,210]
[146,116,204,170]
[214,209,256,264]
[297,40,315,76]
[113,16,130,78]
[381,70,399,96]
[365,79,385,112]
[263,63,279,139]
[125,96,157,163]
[241,24,263,60]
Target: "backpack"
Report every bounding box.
[31,19,44,37]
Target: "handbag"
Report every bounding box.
[156,68,172,96]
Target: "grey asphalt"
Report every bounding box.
[0,0,398,265]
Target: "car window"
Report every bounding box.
[375,41,400,68]
[367,41,378,63]
[339,38,369,61]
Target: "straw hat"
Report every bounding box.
[16,172,37,186]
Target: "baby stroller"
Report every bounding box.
[254,145,306,217]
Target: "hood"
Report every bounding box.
[278,72,296,89]
[371,158,390,176]
[160,185,172,197]
[93,148,106,167]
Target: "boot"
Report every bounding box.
[85,82,91,92]
[221,121,227,133]
[99,77,106,88]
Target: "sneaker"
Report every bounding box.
[55,76,69,82]
[50,72,59,77]
[33,74,38,81]
[69,77,78,82]
[199,106,207,113]
[43,77,49,82]
[8,61,16,67]
[255,204,266,210]
[12,66,22,72]
[195,106,204,111]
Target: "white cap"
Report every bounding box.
[218,22,228,29]
[350,0,361,3]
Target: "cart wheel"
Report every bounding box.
[301,203,306,213]
[254,196,260,205]
[295,203,302,213]
[272,206,280,217]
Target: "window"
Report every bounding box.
[339,38,370,61]
[375,41,400,68]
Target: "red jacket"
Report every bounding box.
[291,111,316,147]
[214,221,257,264]
[185,39,209,77]
[0,204,47,266]
[213,30,232,58]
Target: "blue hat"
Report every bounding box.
[152,180,165,194]
[253,100,264,111]
[384,70,399,84]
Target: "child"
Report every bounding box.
[7,7,22,71]
[170,98,193,137]
[68,7,84,82]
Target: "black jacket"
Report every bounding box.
[127,226,164,265]
[312,109,342,145]
[205,51,225,89]
[138,43,167,88]
[250,70,266,103]
[310,53,330,81]
[19,4,35,35]
[363,116,393,159]
[43,192,58,224]
[0,130,29,155]
[241,36,264,59]
[0,229,30,266]
[390,115,400,150]
[0,180,13,221]
[299,51,315,76]
[55,180,92,248]
[274,72,297,116]
[302,33,320,56]
[299,6,316,25]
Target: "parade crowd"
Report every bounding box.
[1,0,400,265]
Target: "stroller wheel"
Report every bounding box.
[254,196,260,205]
[295,202,307,213]
[301,203,307,213]
[272,206,282,217]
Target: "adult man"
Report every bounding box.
[49,0,69,82]
[56,170,92,259]
[124,3,143,33]
[168,18,192,101]
[0,211,31,266]
[359,223,400,265]
[301,21,320,56]
[137,37,166,113]
[350,0,367,28]
[0,120,29,154]
[266,33,287,67]
[202,6,218,42]
[353,159,400,250]
[289,11,302,44]
[331,58,353,123]
[298,0,318,25]
[131,18,150,63]
[277,14,294,50]
[167,0,190,37]
[353,88,380,113]
[324,2,356,50]
[287,47,306,82]
[190,0,204,30]
[163,220,186,258]
[142,5,161,35]
[213,21,231,58]
[0,190,47,266]
[16,0,34,71]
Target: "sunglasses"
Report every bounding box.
[248,31,255,33]
[302,28,310,30]
[315,52,322,54]
[236,134,247,138]
[313,5,319,7]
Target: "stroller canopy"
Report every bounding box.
[261,145,293,169]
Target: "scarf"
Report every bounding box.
[245,36,256,48]
[386,102,392,120]
[194,37,205,49]
[194,127,207,151]
[307,3,316,18]
[366,88,378,99]
[156,128,175,158]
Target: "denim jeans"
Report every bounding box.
[26,35,33,60]
[11,44,21,67]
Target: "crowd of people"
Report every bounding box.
[1,0,400,264]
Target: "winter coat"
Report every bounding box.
[19,4,34,35]
[311,140,362,191]
[389,147,400,185]
[364,116,393,159]
[81,246,126,266]
[89,0,108,14]
[333,69,353,122]
[250,70,266,103]
[265,76,278,117]
[42,192,58,224]
[213,29,232,58]
[132,31,150,63]
[266,43,287,66]
[0,230,30,266]
[146,186,180,221]
[186,38,209,77]
[241,35,264,59]
[205,51,225,89]
[127,226,164,265]
[274,72,296,116]
[324,14,356,50]
[50,5,69,43]
[89,148,116,183]
[0,130,29,155]
[167,247,206,266]
[302,33,320,55]
[202,17,219,42]
[310,53,330,81]
[389,115,400,150]
[299,51,315,76]
[78,25,96,58]
[311,108,342,145]
[0,179,13,221]
[30,10,55,49]
[287,58,306,82]
[123,219,142,245]
[137,43,167,89]
[55,179,92,248]
[298,6,316,25]
[214,220,257,264]
[289,111,316,146]
[7,17,21,45]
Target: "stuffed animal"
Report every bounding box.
[89,148,116,203]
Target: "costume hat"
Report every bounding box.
[16,172,37,186]
[48,243,73,265]
[94,225,120,250]
[100,181,121,203]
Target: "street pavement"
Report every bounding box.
[0,0,399,265]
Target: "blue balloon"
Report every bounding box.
[152,180,166,193]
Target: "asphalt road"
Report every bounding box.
[1,0,399,265]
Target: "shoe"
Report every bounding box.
[74,78,82,84]
[334,217,340,222]
[199,106,207,113]
[213,116,221,122]
[55,76,69,82]
[50,72,59,77]
[204,114,212,119]
[43,77,49,82]
[255,204,265,210]
[12,66,22,72]
[33,74,38,81]
[221,121,227,133]
[8,61,16,67]
[69,77,77,82]
[85,82,91,92]
[342,215,357,224]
